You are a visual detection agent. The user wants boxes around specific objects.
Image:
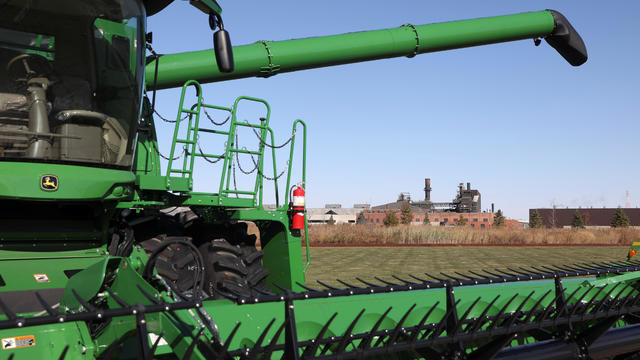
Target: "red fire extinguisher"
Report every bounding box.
[291,184,305,230]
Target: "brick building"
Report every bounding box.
[362,209,519,228]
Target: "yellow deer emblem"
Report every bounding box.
[40,175,58,191]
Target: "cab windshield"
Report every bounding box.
[0,0,145,168]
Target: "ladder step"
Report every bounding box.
[180,109,199,114]
[235,122,267,129]
[230,149,262,156]
[223,190,256,195]
[169,169,192,174]
[194,153,223,159]
[199,128,229,135]
[175,139,196,144]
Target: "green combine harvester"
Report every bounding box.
[1,0,639,359]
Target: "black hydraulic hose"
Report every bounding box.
[142,238,206,299]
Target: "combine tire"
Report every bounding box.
[200,238,270,299]
[139,235,198,294]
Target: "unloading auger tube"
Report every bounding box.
[146,9,587,90]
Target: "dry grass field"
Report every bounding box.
[306,225,640,246]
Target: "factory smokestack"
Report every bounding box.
[424,178,432,201]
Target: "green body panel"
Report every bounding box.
[0,162,134,200]
[0,252,104,292]
[146,10,555,89]
[0,322,94,359]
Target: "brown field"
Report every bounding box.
[306,225,640,246]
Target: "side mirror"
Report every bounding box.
[213,28,234,73]
[210,13,234,73]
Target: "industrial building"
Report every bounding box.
[371,178,485,213]
[530,208,640,228]
[360,178,513,227]
[307,204,370,225]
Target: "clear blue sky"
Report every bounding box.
[148,1,639,220]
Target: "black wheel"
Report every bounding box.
[140,235,199,294]
[199,223,270,299]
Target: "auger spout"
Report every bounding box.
[146,9,587,90]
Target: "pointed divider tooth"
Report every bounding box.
[182,327,206,360]
[523,290,552,323]
[261,322,286,359]
[616,286,638,312]
[316,280,341,291]
[35,291,58,316]
[606,282,632,313]
[252,287,275,296]
[429,304,456,340]
[530,266,554,276]
[486,293,519,330]
[493,268,519,277]
[146,332,164,360]
[223,322,242,351]
[569,286,595,318]
[481,269,508,281]
[71,289,96,312]
[58,345,70,360]
[358,306,392,351]
[453,271,478,282]
[136,285,161,305]
[381,304,416,347]
[272,283,289,293]
[295,282,321,293]
[424,273,446,282]
[215,288,240,302]
[518,266,543,277]
[355,277,380,288]
[439,272,465,285]
[493,269,521,281]
[468,270,493,281]
[374,276,401,287]
[333,309,365,354]
[248,318,276,358]
[104,286,130,308]
[336,279,361,289]
[540,265,563,274]
[301,312,337,358]
[392,275,418,285]
[452,297,481,336]
[410,301,440,342]
[408,274,429,283]
[575,261,599,270]
[554,286,583,321]
[538,291,564,323]
[591,283,622,315]
[467,295,501,333]
[506,267,532,277]
[504,291,535,328]
[581,284,605,310]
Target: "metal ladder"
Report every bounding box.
[166,81,275,206]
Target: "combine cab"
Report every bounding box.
[2,1,638,359]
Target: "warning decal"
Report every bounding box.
[33,274,50,283]
[2,335,36,350]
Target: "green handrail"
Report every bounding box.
[284,119,309,271]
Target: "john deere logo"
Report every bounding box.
[40,175,58,191]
